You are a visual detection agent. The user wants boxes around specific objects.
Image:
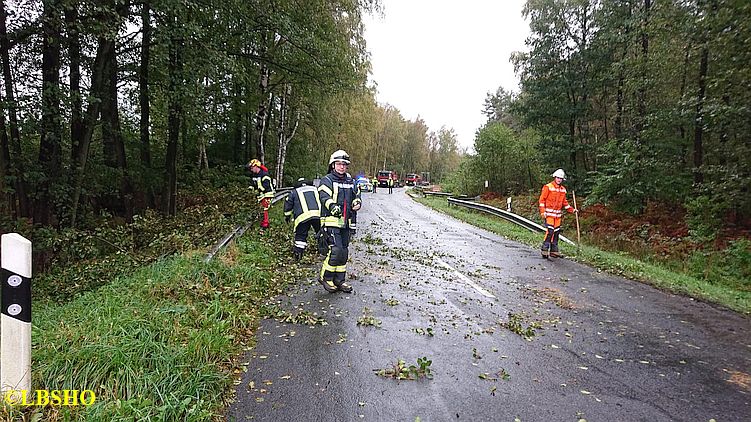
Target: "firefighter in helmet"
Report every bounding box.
[539,169,577,257]
[284,177,321,261]
[247,159,275,228]
[317,149,361,293]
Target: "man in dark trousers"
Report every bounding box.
[284,177,322,261]
[317,150,361,293]
[388,176,393,194]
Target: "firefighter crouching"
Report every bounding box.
[539,168,577,257]
[284,177,321,261]
[247,159,275,229]
[317,149,361,293]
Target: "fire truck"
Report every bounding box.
[404,173,422,186]
[377,170,399,187]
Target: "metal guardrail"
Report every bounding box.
[204,225,246,262]
[272,187,293,204]
[423,191,452,197]
[205,187,294,262]
[422,191,479,201]
[447,197,576,246]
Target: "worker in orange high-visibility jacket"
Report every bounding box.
[247,158,275,228]
[539,169,577,257]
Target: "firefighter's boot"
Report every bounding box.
[293,248,304,261]
[318,278,338,293]
[334,281,353,293]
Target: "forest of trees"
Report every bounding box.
[3,0,747,243]
[458,0,750,238]
[0,0,462,233]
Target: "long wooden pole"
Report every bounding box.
[572,191,581,249]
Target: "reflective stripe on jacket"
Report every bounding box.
[251,169,275,201]
[538,181,572,218]
[318,171,361,228]
[284,185,321,228]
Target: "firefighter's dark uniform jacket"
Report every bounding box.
[318,171,361,229]
[284,184,321,229]
[317,170,361,285]
[251,168,275,202]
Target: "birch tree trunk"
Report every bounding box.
[254,36,270,163]
[275,84,300,186]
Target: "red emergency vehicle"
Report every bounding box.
[377,170,399,187]
[404,173,422,186]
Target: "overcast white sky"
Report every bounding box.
[362,0,529,150]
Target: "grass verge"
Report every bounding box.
[1,208,308,421]
[415,195,750,315]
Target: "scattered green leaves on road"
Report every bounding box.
[501,312,540,340]
[375,357,433,380]
[357,307,382,327]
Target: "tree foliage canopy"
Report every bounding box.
[0,0,460,231]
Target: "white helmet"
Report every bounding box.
[552,169,566,179]
[329,149,351,165]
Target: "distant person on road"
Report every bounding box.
[388,177,393,194]
[371,176,377,193]
[539,169,577,257]
[284,177,321,261]
[317,149,361,293]
[247,159,275,229]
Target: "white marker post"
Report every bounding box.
[1,233,32,394]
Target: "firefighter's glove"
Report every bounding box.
[330,204,342,217]
[352,199,362,212]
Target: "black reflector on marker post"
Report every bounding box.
[1,233,32,394]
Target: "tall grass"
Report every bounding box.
[416,196,750,314]
[1,207,308,421]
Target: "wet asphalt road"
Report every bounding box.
[226,188,750,422]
